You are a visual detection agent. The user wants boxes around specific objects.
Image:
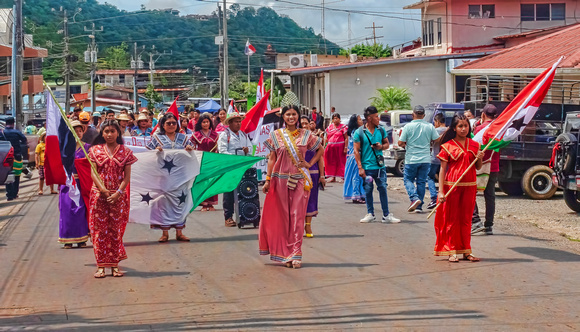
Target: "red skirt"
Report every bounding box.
[433,185,477,256]
[324,143,346,178]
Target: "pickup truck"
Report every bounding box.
[0,140,15,185]
[382,110,413,176]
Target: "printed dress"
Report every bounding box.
[192,130,219,206]
[88,145,138,268]
[215,122,227,134]
[324,123,347,178]
[343,135,365,201]
[58,143,91,244]
[434,138,480,256]
[146,133,195,230]
[305,149,320,217]
[259,129,322,263]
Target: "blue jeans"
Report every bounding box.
[427,163,440,201]
[363,168,390,216]
[403,163,430,209]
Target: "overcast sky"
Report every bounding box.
[97,0,421,48]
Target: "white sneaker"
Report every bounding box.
[382,213,401,223]
[359,213,376,223]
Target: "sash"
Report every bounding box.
[279,129,313,192]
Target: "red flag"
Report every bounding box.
[241,89,271,135]
[151,96,179,135]
[256,69,264,102]
[481,57,563,145]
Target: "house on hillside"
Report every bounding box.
[279,0,578,116]
[96,69,191,101]
[0,8,48,115]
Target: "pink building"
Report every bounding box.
[404,0,578,55]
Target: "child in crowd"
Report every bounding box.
[35,133,56,195]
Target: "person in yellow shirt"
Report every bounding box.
[35,133,56,195]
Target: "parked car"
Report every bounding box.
[0,141,15,185]
[551,112,580,211]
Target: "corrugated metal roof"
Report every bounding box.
[96,69,188,75]
[456,23,580,71]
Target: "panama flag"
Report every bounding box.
[227,100,238,115]
[474,56,563,148]
[127,149,262,226]
[43,90,81,205]
[245,39,256,56]
[256,69,264,102]
[241,89,271,140]
[151,96,179,135]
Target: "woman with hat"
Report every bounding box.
[58,120,91,249]
[259,105,323,269]
[146,112,195,243]
[191,113,219,211]
[131,113,152,136]
[116,113,132,137]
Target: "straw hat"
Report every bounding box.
[70,120,83,128]
[117,113,131,121]
[137,113,149,122]
[225,112,245,125]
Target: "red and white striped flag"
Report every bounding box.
[245,40,256,56]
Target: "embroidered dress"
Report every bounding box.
[58,143,91,244]
[305,149,320,217]
[192,130,219,206]
[434,138,480,256]
[259,129,321,264]
[215,122,227,133]
[324,123,347,178]
[146,133,195,230]
[88,145,138,268]
[343,135,365,200]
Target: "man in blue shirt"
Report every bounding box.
[353,106,400,224]
[0,117,28,200]
[398,105,440,213]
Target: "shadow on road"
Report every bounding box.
[490,233,553,242]
[0,214,23,222]
[510,247,580,262]
[312,234,364,239]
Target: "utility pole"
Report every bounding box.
[131,43,145,111]
[222,0,229,107]
[63,9,71,115]
[11,0,23,129]
[148,45,172,88]
[365,22,384,46]
[321,0,326,54]
[84,23,103,115]
[217,3,225,108]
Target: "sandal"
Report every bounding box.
[292,260,302,269]
[207,206,216,211]
[77,242,87,248]
[463,254,480,262]
[63,243,73,249]
[50,191,58,195]
[94,267,106,278]
[285,262,293,268]
[111,267,124,277]
[176,234,190,242]
[305,222,314,238]
[225,218,236,227]
[200,206,208,212]
[448,255,459,262]
[352,198,365,204]
[158,234,169,243]
[38,191,43,196]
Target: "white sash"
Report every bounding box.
[280,129,313,192]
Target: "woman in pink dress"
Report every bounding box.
[214,108,228,133]
[88,120,138,278]
[259,105,323,269]
[192,113,220,211]
[324,113,348,182]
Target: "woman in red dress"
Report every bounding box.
[435,114,484,262]
[88,120,138,278]
[324,113,348,182]
[192,113,220,211]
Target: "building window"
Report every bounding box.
[521,3,565,21]
[469,4,495,19]
[437,18,442,45]
[423,19,434,46]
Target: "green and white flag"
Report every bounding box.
[128,148,262,226]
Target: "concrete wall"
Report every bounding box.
[327,59,448,115]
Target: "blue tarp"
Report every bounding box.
[197,100,222,113]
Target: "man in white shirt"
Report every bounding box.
[218,113,253,227]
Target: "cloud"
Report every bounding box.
[98,0,421,47]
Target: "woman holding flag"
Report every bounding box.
[192,113,219,211]
[88,120,138,278]
[146,113,195,242]
[58,120,91,249]
[259,105,323,269]
[434,114,484,263]
[324,113,348,182]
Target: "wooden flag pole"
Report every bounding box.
[43,81,104,188]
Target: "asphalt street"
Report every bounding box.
[0,179,579,331]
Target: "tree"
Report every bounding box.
[99,42,130,69]
[340,43,392,58]
[144,84,162,110]
[369,87,412,112]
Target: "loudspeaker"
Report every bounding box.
[237,168,260,228]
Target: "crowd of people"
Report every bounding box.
[0,100,503,276]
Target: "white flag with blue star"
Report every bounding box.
[128,149,202,227]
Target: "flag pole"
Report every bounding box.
[247,54,250,84]
[43,81,104,189]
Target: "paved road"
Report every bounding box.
[1,179,580,331]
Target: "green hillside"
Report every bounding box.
[0,0,340,85]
